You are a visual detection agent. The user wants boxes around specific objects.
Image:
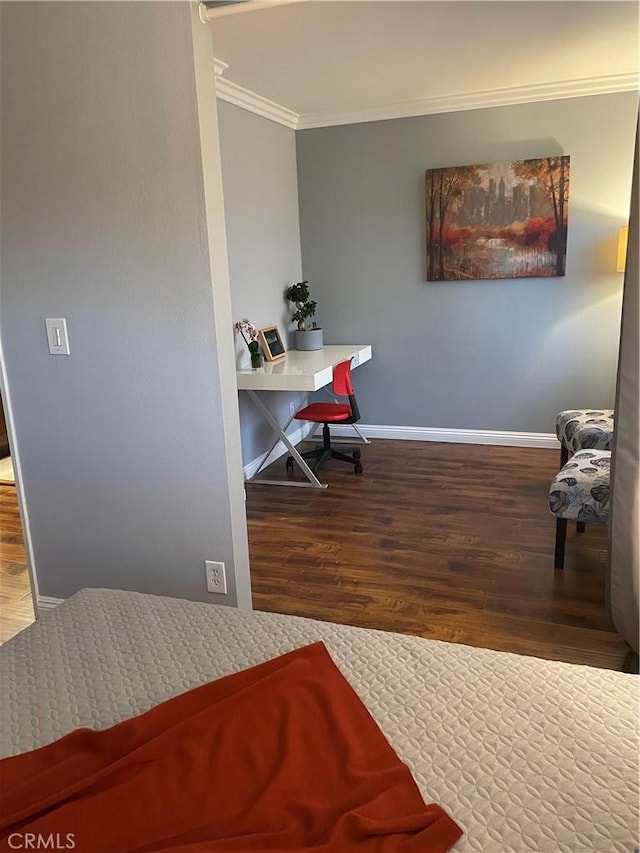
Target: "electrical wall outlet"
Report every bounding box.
[205,560,227,595]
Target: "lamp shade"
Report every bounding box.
[616,226,628,273]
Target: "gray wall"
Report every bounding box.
[296,93,638,433]
[218,101,305,464]
[0,1,249,605]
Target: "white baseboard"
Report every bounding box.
[244,423,558,476]
[329,424,558,449]
[36,595,64,611]
[243,423,315,479]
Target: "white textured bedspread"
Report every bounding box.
[1,588,637,852]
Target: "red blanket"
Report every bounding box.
[0,642,462,852]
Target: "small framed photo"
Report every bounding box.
[258,326,287,362]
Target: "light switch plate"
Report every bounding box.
[45,318,70,355]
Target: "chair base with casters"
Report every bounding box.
[548,449,611,569]
[286,422,363,475]
[286,358,364,479]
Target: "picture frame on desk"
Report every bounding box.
[258,326,287,362]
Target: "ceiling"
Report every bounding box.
[206,0,640,128]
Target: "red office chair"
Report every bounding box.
[286,358,363,475]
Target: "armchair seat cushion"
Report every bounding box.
[549,450,611,524]
[555,409,614,453]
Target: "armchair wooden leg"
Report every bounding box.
[554,517,567,570]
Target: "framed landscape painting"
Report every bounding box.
[425,156,570,281]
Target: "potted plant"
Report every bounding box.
[284,281,323,351]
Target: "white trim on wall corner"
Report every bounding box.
[36,595,64,612]
[330,424,559,449]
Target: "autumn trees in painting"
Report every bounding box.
[425,157,570,281]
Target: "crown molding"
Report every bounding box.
[213,57,229,78]
[201,0,305,21]
[296,72,640,129]
[215,76,300,129]
[213,71,638,131]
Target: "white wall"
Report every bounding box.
[0,1,250,607]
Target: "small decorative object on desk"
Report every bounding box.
[285,280,323,351]
[258,326,287,361]
[234,318,263,369]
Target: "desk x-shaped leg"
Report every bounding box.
[245,390,327,489]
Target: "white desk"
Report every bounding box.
[237,345,372,488]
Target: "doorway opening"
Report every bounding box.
[0,392,35,643]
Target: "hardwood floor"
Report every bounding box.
[0,484,34,644]
[0,441,631,669]
[247,439,631,671]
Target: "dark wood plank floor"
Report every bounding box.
[247,439,631,671]
[0,484,34,644]
[0,442,631,669]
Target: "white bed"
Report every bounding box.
[1,588,637,852]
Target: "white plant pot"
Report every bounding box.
[295,328,324,351]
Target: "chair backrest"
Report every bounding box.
[332,359,354,396]
[333,358,360,422]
